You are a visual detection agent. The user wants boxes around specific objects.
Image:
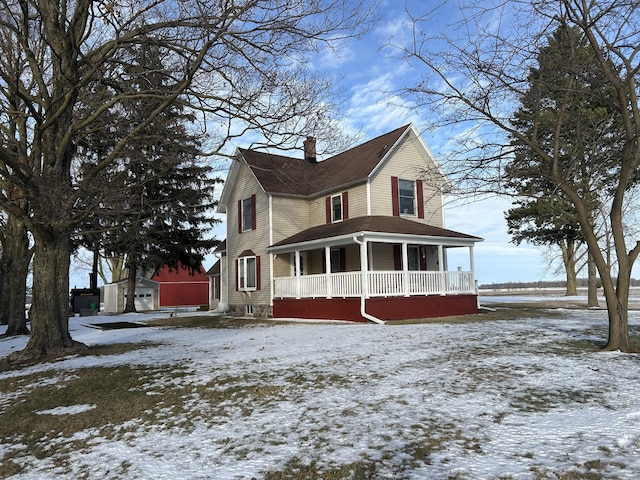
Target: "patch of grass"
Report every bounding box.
[145,314,281,329]
[510,387,597,413]
[0,363,200,477]
[530,459,627,479]
[390,306,567,325]
[263,458,377,480]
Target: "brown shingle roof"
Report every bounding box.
[269,216,482,248]
[242,125,410,196]
[205,260,220,276]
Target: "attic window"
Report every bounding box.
[398,179,415,216]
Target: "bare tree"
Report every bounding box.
[0,0,376,361]
[397,0,640,351]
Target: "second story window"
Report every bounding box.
[325,191,349,224]
[238,194,256,233]
[331,194,342,222]
[398,179,415,215]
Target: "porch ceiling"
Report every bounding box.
[268,216,483,253]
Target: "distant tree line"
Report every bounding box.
[480,278,640,290]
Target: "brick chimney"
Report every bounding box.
[303,136,317,164]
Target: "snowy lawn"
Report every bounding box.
[1,299,640,479]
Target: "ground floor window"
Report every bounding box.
[238,256,257,291]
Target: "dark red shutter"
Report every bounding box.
[339,248,346,272]
[256,256,261,290]
[417,180,424,219]
[325,196,331,223]
[393,245,402,270]
[237,200,242,233]
[342,191,349,220]
[235,259,239,290]
[251,194,257,230]
[391,177,400,216]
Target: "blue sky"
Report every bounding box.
[70,0,558,287]
[309,0,553,285]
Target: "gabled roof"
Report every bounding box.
[268,216,482,251]
[205,259,220,277]
[240,124,411,197]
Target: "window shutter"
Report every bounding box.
[325,196,331,224]
[235,259,239,291]
[393,245,402,270]
[339,247,346,272]
[237,200,242,234]
[391,177,400,216]
[256,256,261,290]
[416,180,424,219]
[251,194,257,230]
[342,191,349,220]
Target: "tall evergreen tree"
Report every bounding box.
[77,44,220,312]
[506,25,623,301]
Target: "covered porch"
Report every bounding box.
[268,216,483,323]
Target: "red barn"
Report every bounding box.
[152,264,209,308]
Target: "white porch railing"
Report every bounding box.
[274,271,475,298]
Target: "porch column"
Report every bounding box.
[438,245,445,294]
[325,246,332,298]
[295,250,301,299]
[469,244,476,292]
[469,244,475,273]
[359,238,369,298]
[402,242,409,297]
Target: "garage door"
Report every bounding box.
[124,287,154,311]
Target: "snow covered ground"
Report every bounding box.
[1,296,640,479]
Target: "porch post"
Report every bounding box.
[295,250,301,299]
[402,242,409,297]
[325,246,332,298]
[359,238,369,298]
[438,245,445,294]
[469,244,476,292]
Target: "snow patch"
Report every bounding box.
[36,404,97,416]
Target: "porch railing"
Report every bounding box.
[273,270,475,298]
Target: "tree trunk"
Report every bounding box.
[13,231,85,361]
[2,214,31,337]
[0,249,9,326]
[602,284,630,352]
[124,262,138,312]
[561,240,578,296]
[587,251,599,308]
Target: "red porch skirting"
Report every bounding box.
[273,295,479,322]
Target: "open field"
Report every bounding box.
[1,296,640,479]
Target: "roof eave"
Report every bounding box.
[268,230,483,254]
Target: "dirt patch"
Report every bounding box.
[89,322,149,330]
